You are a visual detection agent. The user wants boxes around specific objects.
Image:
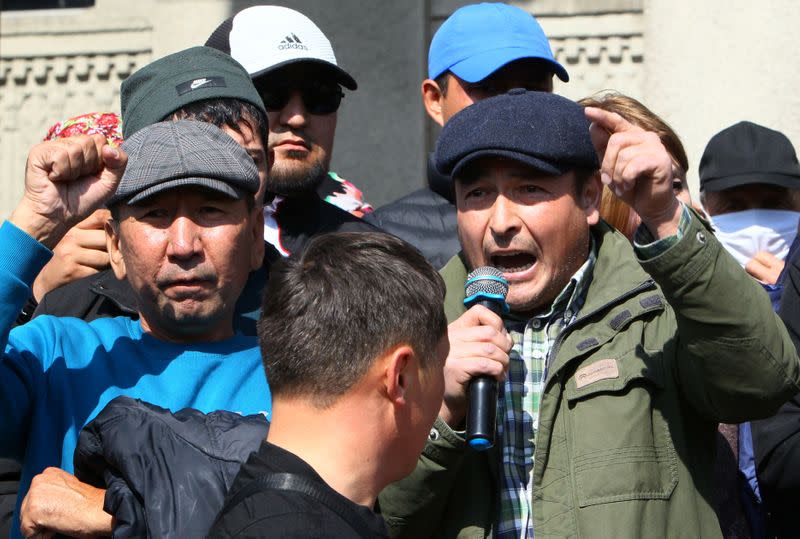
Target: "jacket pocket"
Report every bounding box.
[563,346,678,507]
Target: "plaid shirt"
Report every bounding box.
[495,244,596,539]
[495,205,690,538]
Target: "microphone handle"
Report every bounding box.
[466,298,503,451]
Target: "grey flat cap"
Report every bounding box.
[108,119,259,206]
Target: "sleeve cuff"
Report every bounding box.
[634,203,692,260]
[0,221,53,286]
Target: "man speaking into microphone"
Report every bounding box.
[379,90,800,538]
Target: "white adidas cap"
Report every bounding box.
[205,5,357,90]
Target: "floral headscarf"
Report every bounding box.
[44,112,123,146]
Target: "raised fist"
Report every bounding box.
[10,134,127,249]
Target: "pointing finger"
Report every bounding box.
[584,107,638,136]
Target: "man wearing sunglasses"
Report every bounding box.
[206,5,374,222]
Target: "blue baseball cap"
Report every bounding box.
[428,3,568,83]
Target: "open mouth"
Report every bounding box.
[490,252,537,274]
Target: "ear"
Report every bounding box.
[105,219,127,281]
[267,147,275,172]
[582,171,602,226]
[384,344,415,405]
[249,207,265,272]
[421,79,445,127]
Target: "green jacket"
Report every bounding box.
[379,218,800,538]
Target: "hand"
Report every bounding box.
[20,467,112,539]
[585,107,681,239]
[32,209,112,300]
[10,134,127,249]
[746,251,785,285]
[440,305,513,428]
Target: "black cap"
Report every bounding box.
[120,46,265,139]
[699,121,800,192]
[435,89,598,180]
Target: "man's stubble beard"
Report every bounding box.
[267,150,328,197]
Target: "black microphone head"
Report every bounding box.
[464,266,509,312]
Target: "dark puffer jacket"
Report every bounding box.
[74,396,268,539]
[367,154,460,270]
[752,244,800,538]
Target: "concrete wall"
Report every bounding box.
[2,0,800,216]
[644,0,800,198]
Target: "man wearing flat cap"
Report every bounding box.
[0,120,270,538]
[371,2,568,270]
[379,90,800,538]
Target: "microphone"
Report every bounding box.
[463,266,509,451]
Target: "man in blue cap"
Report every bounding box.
[378,90,800,537]
[369,2,568,270]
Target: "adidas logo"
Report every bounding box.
[278,33,308,51]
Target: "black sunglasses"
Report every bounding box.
[257,81,344,115]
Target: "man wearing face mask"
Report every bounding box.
[699,121,800,292]
[699,121,800,538]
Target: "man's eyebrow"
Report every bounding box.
[455,172,483,187]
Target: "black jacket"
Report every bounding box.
[209,441,389,538]
[0,459,19,539]
[752,245,800,538]
[34,194,379,324]
[366,154,459,270]
[74,397,268,539]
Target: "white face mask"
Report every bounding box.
[710,209,800,266]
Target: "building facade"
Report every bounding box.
[2,0,798,215]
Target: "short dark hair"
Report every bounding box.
[167,97,268,153]
[435,71,450,97]
[259,232,447,408]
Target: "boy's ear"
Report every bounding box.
[249,207,265,271]
[422,79,445,127]
[384,344,415,404]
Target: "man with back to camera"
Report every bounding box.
[206,5,374,229]
[378,89,800,538]
[369,2,568,269]
[209,231,449,537]
[3,120,270,539]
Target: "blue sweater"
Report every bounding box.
[0,222,270,537]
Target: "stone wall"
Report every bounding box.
[2,0,799,215]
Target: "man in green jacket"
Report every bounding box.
[378,90,800,538]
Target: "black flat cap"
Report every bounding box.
[699,121,800,192]
[435,89,598,180]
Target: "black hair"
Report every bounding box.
[167,98,268,154]
[258,232,447,408]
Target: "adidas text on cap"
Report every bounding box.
[206,5,357,90]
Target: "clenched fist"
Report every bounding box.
[10,134,127,249]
